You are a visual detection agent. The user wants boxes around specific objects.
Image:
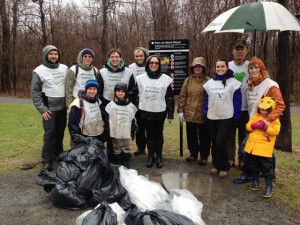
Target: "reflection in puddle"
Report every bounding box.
[145,172,224,201]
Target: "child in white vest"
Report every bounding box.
[68,79,106,144]
[105,82,138,168]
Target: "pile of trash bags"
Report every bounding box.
[36,136,205,225]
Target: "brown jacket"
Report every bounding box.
[177,73,210,123]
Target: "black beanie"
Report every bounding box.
[82,48,95,58]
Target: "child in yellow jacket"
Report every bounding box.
[244,96,281,198]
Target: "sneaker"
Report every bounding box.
[209,167,219,175]
[186,155,197,162]
[219,171,228,179]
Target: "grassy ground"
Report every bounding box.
[0,102,299,210]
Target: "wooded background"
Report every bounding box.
[0,0,299,150]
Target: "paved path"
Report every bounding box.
[1,96,300,113]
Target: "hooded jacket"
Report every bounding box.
[246,57,285,121]
[31,45,68,113]
[65,48,98,107]
[129,55,175,120]
[97,59,135,106]
[177,65,210,123]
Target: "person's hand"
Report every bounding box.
[178,112,184,123]
[42,110,52,120]
[168,119,173,124]
[251,120,268,131]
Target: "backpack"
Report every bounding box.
[69,63,97,78]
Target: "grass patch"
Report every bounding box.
[0,101,300,211]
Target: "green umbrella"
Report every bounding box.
[202,2,300,55]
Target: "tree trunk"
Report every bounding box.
[0,0,11,93]
[12,0,19,96]
[275,0,292,151]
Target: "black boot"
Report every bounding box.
[146,141,155,168]
[263,178,273,198]
[122,153,131,168]
[251,174,259,191]
[156,140,164,168]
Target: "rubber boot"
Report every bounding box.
[263,178,273,198]
[134,149,145,156]
[250,174,259,191]
[233,163,253,184]
[146,141,155,168]
[122,153,131,169]
[156,140,164,168]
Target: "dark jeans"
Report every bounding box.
[135,110,146,151]
[246,153,274,179]
[143,117,165,142]
[186,122,211,160]
[208,118,233,171]
[227,111,249,162]
[42,110,66,163]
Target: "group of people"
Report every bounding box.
[31,39,285,198]
[178,40,285,198]
[31,45,174,172]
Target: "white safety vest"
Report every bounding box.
[137,73,172,112]
[247,78,279,117]
[100,67,133,101]
[105,102,137,139]
[70,66,97,97]
[229,61,249,111]
[73,98,105,136]
[203,78,241,120]
[34,64,68,97]
[129,63,146,82]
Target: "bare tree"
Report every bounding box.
[275,0,292,151]
[0,0,11,93]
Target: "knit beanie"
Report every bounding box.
[81,48,95,58]
[85,79,99,90]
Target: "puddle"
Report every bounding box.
[144,172,225,200]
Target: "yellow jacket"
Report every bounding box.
[244,114,281,158]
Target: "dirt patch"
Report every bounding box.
[0,156,300,225]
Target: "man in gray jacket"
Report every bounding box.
[31,45,68,171]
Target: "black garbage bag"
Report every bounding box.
[64,138,107,171]
[36,170,64,193]
[56,161,82,182]
[77,161,102,196]
[91,164,128,206]
[82,201,118,225]
[51,181,87,210]
[125,206,196,225]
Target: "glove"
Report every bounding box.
[178,112,184,123]
[251,120,268,131]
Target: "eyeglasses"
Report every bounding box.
[149,61,159,65]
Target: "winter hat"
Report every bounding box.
[191,57,206,68]
[81,48,95,58]
[85,79,99,90]
[257,96,276,114]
